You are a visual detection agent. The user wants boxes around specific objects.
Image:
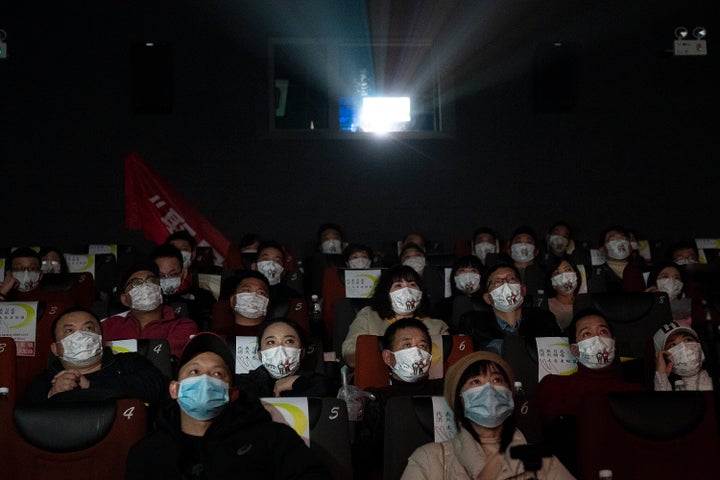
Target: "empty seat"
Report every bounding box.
[577,391,720,479]
[3,398,148,480]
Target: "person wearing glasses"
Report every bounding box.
[102,258,198,358]
[458,263,560,355]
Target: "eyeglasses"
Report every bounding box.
[488,275,520,289]
[124,275,160,291]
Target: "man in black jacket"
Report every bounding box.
[23,307,167,403]
[125,332,331,479]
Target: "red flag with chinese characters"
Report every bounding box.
[124,152,230,266]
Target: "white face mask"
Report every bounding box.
[510,243,535,263]
[402,256,426,275]
[605,239,630,260]
[233,292,269,319]
[59,330,103,367]
[12,270,41,292]
[657,278,683,300]
[160,277,182,295]
[180,251,192,268]
[551,272,577,295]
[389,287,423,315]
[454,272,481,294]
[347,257,372,269]
[128,283,163,311]
[575,336,616,369]
[260,346,302,379]
[474,242,496,261]
[256,260,284,286]
[390,346,432,383]
[548,235,569,253]
[489,282,523,313]
[669,341,704,377]
[321,239,342,254]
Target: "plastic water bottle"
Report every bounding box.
[311,294,321,322]
[514,381,528,415]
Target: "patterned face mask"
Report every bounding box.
[389,287,423,315]
[489,283,523,313]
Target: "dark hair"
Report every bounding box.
[665,240,699,263]
[120,257,160,291]
[544,257,582,297]
[382,317,431,351]
[547,221,572,239]
[371,265,431,319]
[450,255,484,296]
[256,240,286,262]
[151,243,184,267]
[165,230,196,250]
[482,262,522,294]
[646,263,686,292]
[257,317,307,349]
[402,232,426,249]
[511,225,538,245]
[317,223,343,240]
[400,242,426,260]
[566,308,614,343]
[239,233,261,250]
[51,307,102,342]
[472,227,498,244]
[219,270,271,300]
[454,359,516,453]
[599,225,628,247]
[39,246,69,274]
[342,243,374,264]
[8,247,41,266]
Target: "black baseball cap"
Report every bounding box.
[177,332,235,381]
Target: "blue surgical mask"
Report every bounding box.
[176,374,230,421]
[462,382,515,428]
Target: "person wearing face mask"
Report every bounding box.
[0,247,94,310]
[342,265,449,367]
[152,244,217,332]
[645,263,697,326]
[537,309,645,473]
[22,307,167,404]
[400,242,445,314]
[165,230,202,288]
[402,351,574,480]
[444,255,488,333]
[546,258,582,330]
[213,270,273,337]
[234,317,335,398]
[126,332,332,480]
[302,223,348,298]
[102,259,198,358]
[653,321,713,391]
[458,263,560,356]
[588,225,646,294]
[354,319,444,478]
[471,227,499,268]
[501,226,546,300]
[343,243,375,270]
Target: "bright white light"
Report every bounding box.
[359,96,411,133]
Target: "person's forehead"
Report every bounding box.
[489,267,517,280]
[56,311,99,331]
[262,322,297,338]
[551,225,570,236]
[402,248,423,258]
[605,230,627,241]
[169,239,192,251]
[512,233,535,244]
[12,256,40,266]
[394,327,429,342]
[321,228,341,238]
[238,277,267,290]
[129,269,157,279]
[667,331,694,343]
[673,248,696,258]
[658,266,680,277]
[259,247,283,258]
[179,352,230,377]
[576,315,608,331]
[155,256,182,270]
[475,232,495,242]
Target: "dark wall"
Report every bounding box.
[1,0,715,256]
